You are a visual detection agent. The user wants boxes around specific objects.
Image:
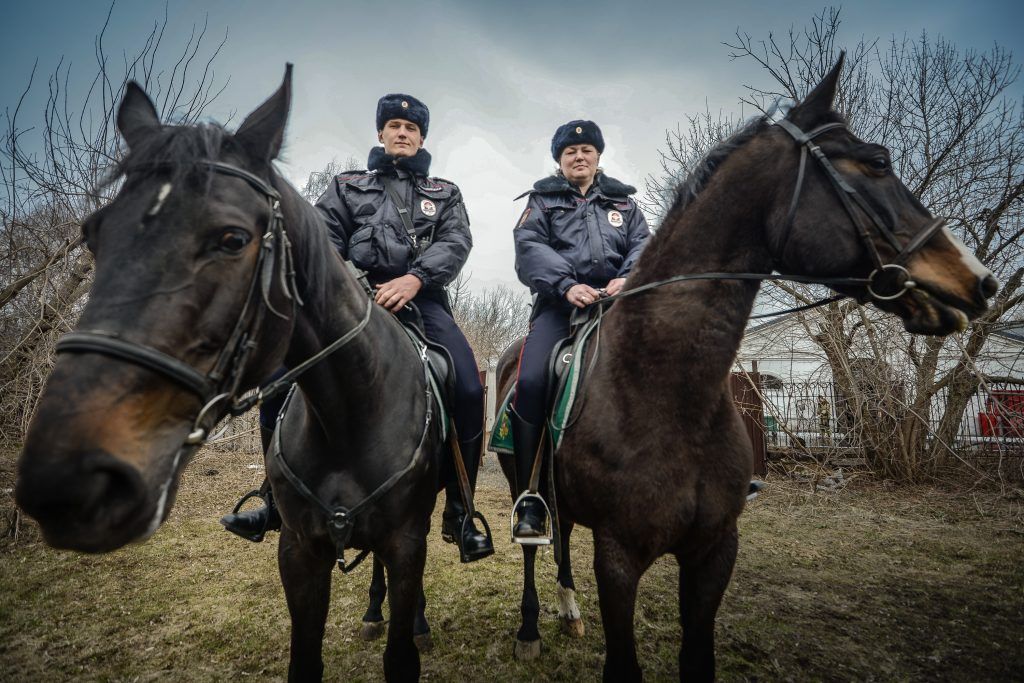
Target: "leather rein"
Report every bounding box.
[597,119,947,313]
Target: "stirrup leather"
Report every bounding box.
[510,491,553,546]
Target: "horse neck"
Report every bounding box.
[608,173,775,399]
[278,208,419,438]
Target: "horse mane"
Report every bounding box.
[665,115,771,222]
[270,171,335,320]
[106,121,335,320]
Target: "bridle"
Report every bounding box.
[598,117,947,310]
[774,118,945,302]
[55,160,368,446]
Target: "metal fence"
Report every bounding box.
[754,380,1024,455]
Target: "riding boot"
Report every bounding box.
[510,412,548,541]
[441,434,495,563]
[220,426,282,542]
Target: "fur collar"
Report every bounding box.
[367,146,432,177]
[529,172,636,199]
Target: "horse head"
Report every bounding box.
[764,54,998,334]
[16,67,299,552]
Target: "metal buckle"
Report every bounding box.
[510,491,553,546]
[185,392,232,444]
[866,263,917,301]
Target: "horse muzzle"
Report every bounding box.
[16,446,156,552]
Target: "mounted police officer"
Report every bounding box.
[221,94,494,563]
[509,120,651,542]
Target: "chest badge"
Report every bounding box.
[607,210,624,228]
[420,199,437,217]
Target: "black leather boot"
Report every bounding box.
[441,434,495,563]
[219,426,282,542]
[510,413,548,542]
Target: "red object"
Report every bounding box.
[979,390,1024,437]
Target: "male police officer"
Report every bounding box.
[221,94,493,563]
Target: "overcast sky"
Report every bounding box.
[3,0,1022,291]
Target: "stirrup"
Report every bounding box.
[510,491,553,546]
[231,489,267,515]
[459,511,495,562]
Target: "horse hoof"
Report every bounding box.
[360,620,386,641]
[514,639,541,660]
[414,632,434,653]
[560,617,585,638]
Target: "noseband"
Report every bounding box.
[774,118,945,301]
[55,161,366,445]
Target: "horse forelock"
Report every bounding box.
[108,122,229,190]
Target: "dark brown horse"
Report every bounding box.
[15,68,449,681]
[494,56,998,681]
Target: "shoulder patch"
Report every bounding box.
[426,176,459,190]
[516,207,532,228]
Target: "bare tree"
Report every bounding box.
[0,4,229,443]
[449,273,530,370]
[650,8,1024,482]
[299,155,361,202]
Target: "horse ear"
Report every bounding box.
[117,82,161,150]
[235,63,292,162]
[788,52,845,125]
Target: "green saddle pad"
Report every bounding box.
[488,316,598,455]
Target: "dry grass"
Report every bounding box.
[2,447,1022,682]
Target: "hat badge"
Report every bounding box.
[401,100,409,109]
[575,126,583,134]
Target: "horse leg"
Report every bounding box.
[593,533,645,682]
[380,540,426,682]
[556,521,584,638]
[413,587,433,652]
[278,527,335,682]
[676,526,738,683]
[361,555,388,641]
[514,544,542,660]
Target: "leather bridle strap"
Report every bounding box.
[56,331,215,397]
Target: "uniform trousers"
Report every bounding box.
[512,303,571,425]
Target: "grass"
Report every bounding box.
[2,447,1023,681]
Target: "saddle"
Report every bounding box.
[395,304,455,443]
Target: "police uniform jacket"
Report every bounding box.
[514,172,650,306]
[316,147,471,294]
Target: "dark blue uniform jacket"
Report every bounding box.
[316,147,471,293]
[513,173,651,305]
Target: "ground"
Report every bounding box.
[1,447,1022,682]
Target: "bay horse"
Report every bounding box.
[15,67,447,681]
[494,55,998,680]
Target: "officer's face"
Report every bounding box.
[559,144,600,187]
[378,118,423,158]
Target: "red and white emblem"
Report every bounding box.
[607,210,624,228]
[420,199,437,217]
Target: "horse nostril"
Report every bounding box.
[980,275,999,300]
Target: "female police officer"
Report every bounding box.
[221,94,493,563]
[509,120,651,542]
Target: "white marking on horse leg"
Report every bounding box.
[146,183,173,217]
[941,226,995,282]
[557,583,581,621]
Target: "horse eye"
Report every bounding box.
[218,228,252,253]
[868,156,890,172]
